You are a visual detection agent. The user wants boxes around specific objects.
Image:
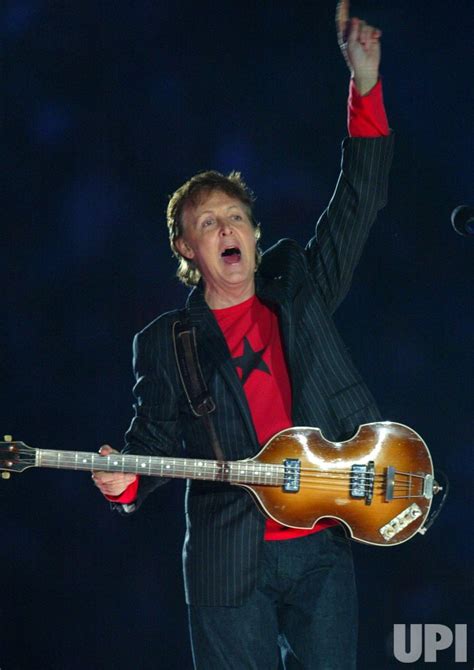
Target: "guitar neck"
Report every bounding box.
[35,448,284,487]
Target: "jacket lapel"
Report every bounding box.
[255,274,294,370]
[185,285,259,448]
[184,275,295,448]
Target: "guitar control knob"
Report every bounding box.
[3,435,13,442]
[1,472,11,479]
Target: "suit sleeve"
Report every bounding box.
[305,134,394,313]
[112,326,182,513]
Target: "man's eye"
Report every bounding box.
[231,214,243,221]
[202,219,215,227]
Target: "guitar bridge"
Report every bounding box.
[283,459,300,492]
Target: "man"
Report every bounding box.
[93,2,393,668]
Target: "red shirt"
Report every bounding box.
[213,295,340,540]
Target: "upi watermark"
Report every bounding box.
[393,624,468,663]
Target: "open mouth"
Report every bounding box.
[221,246,241,264]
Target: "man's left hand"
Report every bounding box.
[336,0,382,95]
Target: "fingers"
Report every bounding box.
[337,3,381,78]
[336,0,350,40]
[347,18,381,50]
[92,444,136,496]
[92,471,137,496]
[337,2,382,48]
[98,444,117,456]
[358,21,382,47]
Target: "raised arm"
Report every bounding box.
[301,1,393,313]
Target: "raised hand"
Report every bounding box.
[336,0,382,94]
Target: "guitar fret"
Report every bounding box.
[32,451,286,484]
[5,446,283,486]
[16,448,282,487]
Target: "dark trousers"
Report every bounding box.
[188,526,357,670]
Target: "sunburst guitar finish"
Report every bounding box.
[240,422,435,545]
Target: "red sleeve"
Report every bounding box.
[104,476,139,504]
[348,78,390,137]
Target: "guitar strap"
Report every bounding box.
[172,318,225,462]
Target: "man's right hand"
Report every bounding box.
[92,444,138,497]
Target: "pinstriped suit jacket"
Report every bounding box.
[118,134,394,606]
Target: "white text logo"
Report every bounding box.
[393,624,468,663]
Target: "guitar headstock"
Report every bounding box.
[0,435,36,476]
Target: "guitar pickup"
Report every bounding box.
[283,459,300,492]
[350,462,375,505]
[350,464,366,498]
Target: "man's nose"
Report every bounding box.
[218,219,233,234]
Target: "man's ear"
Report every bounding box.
[175,237,195,260]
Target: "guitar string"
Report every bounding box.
[297,483,412,492]
[31,454,423,479]
[34,454,415,490]
[298,472,411,480]
[237,481,413,492]
[10,461,418,483]
[298,472,415,479]
[296,489,423,499]
[3,459,421,489]
[31,465,419,490]
[16,450,428,471]
[294,478,415,489]
[292,490,419,498]
[21,456,422,474]
[8,463,420,495]
[303,486,414,499]
[18,453,428,487]
[22,458,424,489]
[297,484,414,492]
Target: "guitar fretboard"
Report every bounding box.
[36,449,284,486]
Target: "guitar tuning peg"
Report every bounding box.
[1,472,11,479]
[3,435,13,442]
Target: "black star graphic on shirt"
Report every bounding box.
[232,337,271,385]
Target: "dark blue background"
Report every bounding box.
[2,1,473,668]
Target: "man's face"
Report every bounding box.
[176,190,257,306]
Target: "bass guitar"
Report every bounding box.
[0,421,441,546]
